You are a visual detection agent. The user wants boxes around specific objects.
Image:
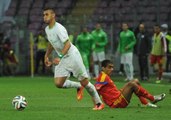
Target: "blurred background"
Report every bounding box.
[0,0,171,76]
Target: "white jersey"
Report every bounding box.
[45,22,88,80]
[45,22,75,55]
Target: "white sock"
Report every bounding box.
[85,82,102,104]
[94,64,99,77]
[63,80,81,88]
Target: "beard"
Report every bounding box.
[44,19,50,24]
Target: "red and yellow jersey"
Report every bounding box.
[94,72,121,106]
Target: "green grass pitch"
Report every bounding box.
[0,76,171,120]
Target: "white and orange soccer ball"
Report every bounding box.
[12,95,27,111]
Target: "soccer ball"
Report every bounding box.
[12,95,27,111]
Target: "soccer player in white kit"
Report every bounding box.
[43,7,104,110]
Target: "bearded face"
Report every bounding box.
[43,10,55,24]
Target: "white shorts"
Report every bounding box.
[54,47,88,81]
[121,52,133,64]
[93,51,105,62]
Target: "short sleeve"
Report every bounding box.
[57,25,69,43]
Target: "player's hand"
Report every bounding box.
[45,57,52,67]
[52,58,60,65]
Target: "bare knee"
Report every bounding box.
[80,78,89,87]
[54,78,66,88]
[127,81,140,92]
[127,81,137,88]
[132,79,139,84]
[54,81,63,88]
[55,83,63,88]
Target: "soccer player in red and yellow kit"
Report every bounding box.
[150,24,167,83]
[95,60,166,108]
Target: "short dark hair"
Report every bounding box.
[43,7,55,13]
[101,60,112,68]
